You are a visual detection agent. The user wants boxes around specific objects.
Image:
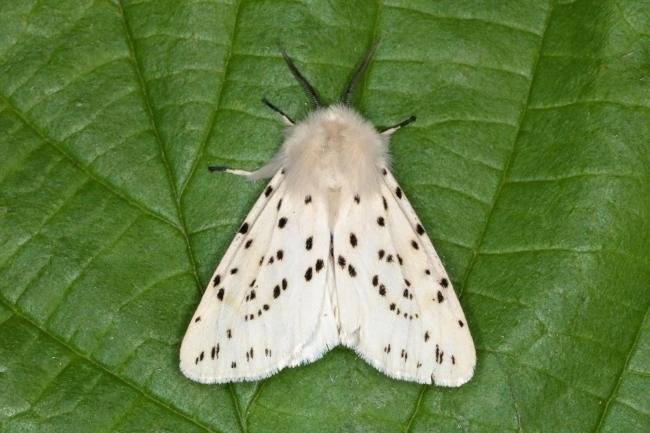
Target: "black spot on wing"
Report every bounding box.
[304,195,312,204]
[458,320,464,328]
[217,288,225,301]
[349,233,357,247]
[411,240,419,250]
[305,236,313,250]
[277,198,282,210]
[230,268,238,274]
[377,216,385,226]
[395,187,402,199]
[264,186,273,197]
[379,284,386,296]
[315,259,324,272]
[372,275,378,286]
[424,331,430,342]
[273,285,281,298]
[440,278,449,288]
[305,267,313,281]
[348,264,357,277]
[437,291,444,303]
[282,278,288,290]
[194,316,201,323]
[245,239,253,249]
[378,249,385,260]
[382,196,388,210]
[435,346,444,364]
[416,224,425,235]
[212,274,221,287]
[276,249,284,260]
[338,255,346,268]
[354,194,360,204]
[278,217,288,228]
[239,223,249,234]
[211,344,219,359]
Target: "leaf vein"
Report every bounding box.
[115,0,202,291]
[0,92,181,231]
[593,305,650,432]
[406,3,555,428]
[179,0,244,198]
[0,296,219,433]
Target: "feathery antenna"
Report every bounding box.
[280,48,322,108]
[342,41,379,105]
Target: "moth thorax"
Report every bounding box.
[282,105,388,195]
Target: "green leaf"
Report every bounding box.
[1,0,649,432]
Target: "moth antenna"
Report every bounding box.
[262,97,295,125]
[342,41,379,105]
[380,115,416,135]
[279,48,322,108]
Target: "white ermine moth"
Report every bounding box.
[180,46,476,386]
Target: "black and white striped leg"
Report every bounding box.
[262,98,294,126]
[381,115,416,136]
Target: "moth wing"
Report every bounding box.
[180,171,338,383]
[333,171,475,386]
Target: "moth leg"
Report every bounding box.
[208,166,254,177]
[380,115,416,136]
[262,98,294,126]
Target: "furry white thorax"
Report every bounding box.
[253,104,389,196]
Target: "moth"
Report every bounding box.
[180,46,476,386]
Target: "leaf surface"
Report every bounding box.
[1,1,649,432]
